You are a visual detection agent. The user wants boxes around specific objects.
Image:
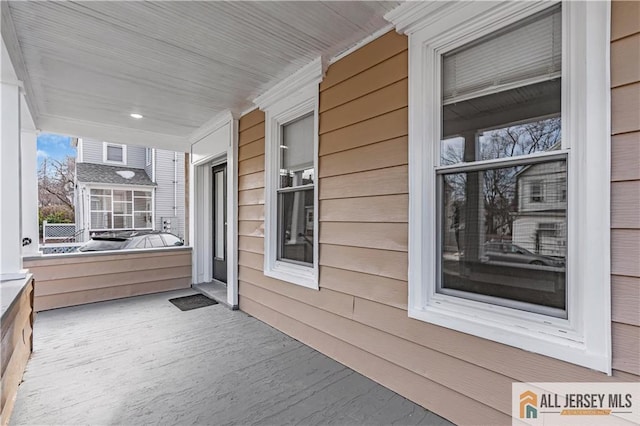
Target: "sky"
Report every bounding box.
[37,133,75,166]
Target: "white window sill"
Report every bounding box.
[264,260,318,290]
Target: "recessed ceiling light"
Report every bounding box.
[130,113,143,119]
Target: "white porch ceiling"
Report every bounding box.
[2,1,400,150]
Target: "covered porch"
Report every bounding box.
[10,289,450,426]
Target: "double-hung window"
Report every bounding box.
[388,1,612,372]
[257,58,323,289]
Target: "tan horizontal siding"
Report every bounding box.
[320,266,407,310]
[319,107,408,156]
[318,136,408,178]
[320,30,407,91]
[611,0,640,42]
[36,278,191,312]
[319,194,408,223]
[612,275,640,326]
[24,249,191,311]
[238,155,265,177]
[319,165,408,200]
[612,322,640,375]
[234,24,640,425]
[320,50,408,113]
[611,33,640,88]
[610,2,640,383]
[611,180,640,228]
[612,83,640,135]
[611,133,640,182]
[238,108,263,132]
[319,79,407,134]
[238,236,264,254]
[238,171,264,191]
[238,138,265,161]
[238,123,265,146]
[319,222,407,252]
[320,244,407,281]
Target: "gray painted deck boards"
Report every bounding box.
[11,290,452,426]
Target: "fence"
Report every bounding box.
[42,221,79,244]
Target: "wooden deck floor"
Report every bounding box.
[11,289,452,426]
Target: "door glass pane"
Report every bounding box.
[440,159,567,315]
[215,170,225,260]
[278,188,314,265]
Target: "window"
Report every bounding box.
[256,58,323,289]
[390,1,611,372]
[103,142,126,164]
[89,188,153,231]
[145,147,153,166]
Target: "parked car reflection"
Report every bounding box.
[78,231,184,252]
[481,242,564,267]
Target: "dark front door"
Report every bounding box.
[212,163,227,283]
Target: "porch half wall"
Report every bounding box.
[24,248,191,312]
[236,4,640,424]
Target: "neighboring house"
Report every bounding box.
[512,161,567,257]
[74,139,185,241]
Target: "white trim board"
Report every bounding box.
[189,111,239,309]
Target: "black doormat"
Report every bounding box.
[169,294,218,311]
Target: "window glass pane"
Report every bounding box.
[134,212,153,228]
[442,6,561,104]
[281,114,314,188]
[90,189,111,196]
[113,190,132,202]
[90,212,112,229]
[91,195,111,210]
[134,197,152,211]
[106,145,124,162]
[278,188,314,265]
[441,83,561,165]
[440,159,567,315]
[113,215,132,229]
[134,191,152,197]
[441,6,562,166]
[113,201,132,214]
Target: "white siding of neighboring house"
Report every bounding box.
[80,138,146,169]
[153,149,185,239]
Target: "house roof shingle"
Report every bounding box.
[76,163,156,186]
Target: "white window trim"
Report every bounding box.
[255,58,325,290]
[387,1,611,373]
[103,142,127,165]
[145,147,153,167]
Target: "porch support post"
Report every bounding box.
[0,75,26,280]
[21,128,40,257]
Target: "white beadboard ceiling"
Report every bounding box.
[2,1,400,150]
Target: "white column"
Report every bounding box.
[0,79,27,280]
[21,129,40,257]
